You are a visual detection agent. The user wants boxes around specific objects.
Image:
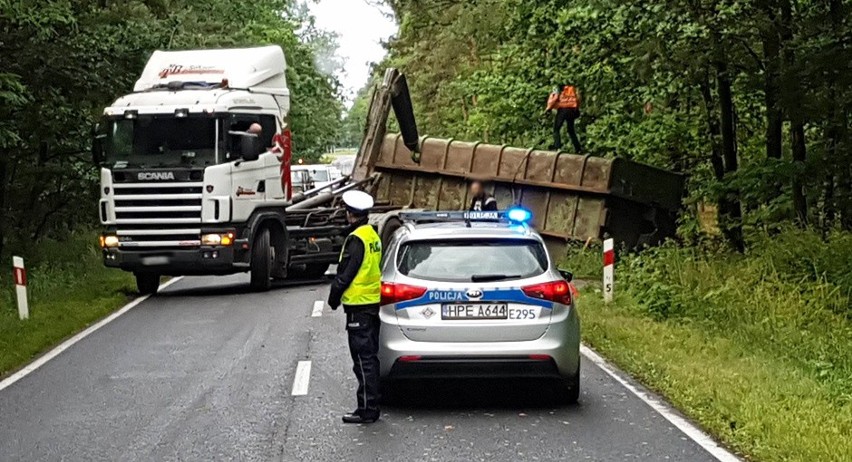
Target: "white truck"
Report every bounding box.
[92,46,418,294]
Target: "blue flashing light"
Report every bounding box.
[506,207,533,223]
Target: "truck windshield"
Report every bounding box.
[105,116,217,169]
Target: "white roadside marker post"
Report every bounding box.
[603,239,614,304]
[13,256,29,320]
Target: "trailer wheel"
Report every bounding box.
[250,228,273,291]
[135,273,160,295]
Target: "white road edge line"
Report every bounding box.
[311,300,324,317]
[0,277,185,393]
[291,361,312,396]
[580,345,741,462]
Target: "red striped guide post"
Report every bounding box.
[13,256,29,320]
[603,239,614,303]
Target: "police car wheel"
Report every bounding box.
[135,272,160,295]
[555,362,581,405]
[379,379,399,405]
[250,228,273,291]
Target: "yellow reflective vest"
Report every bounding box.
[340,224,382,305]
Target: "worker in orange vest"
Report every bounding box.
[546,85,582,153]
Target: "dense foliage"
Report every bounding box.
[0,0,342,257]
[376,0,851,249]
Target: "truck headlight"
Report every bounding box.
[202,233,234,246]
[100,234,119,248]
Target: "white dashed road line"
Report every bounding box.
[580,345,741,462]
[291,361,312,396]
[311,300,324,317]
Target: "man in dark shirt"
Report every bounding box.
[468,180,498,211]
[328,190,383,424]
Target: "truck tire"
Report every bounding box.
[135,273,160,295]
[380,217,403,249]
[250,228,273,292]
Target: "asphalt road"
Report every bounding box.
[0,275,728,461]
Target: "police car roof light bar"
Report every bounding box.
[399,209,532,225]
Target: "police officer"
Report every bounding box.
[328,190,383,424]
[468,180,498,211]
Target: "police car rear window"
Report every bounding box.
[396,239,548,282]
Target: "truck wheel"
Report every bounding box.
[135,273,160,295]
[380,217,403,249]
[250,228,273,292]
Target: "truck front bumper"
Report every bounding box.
[103,246,248,276]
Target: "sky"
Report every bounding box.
[307,0,398,103]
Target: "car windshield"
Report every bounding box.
[309,168,329,182]
[396,239,548,282]
[105,116,217,169]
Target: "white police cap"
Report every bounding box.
[342,190,374,213]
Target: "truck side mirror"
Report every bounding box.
[241,135,263,162]
[229,131,264,163]
[91,124,106,165]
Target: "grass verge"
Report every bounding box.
[0,233,135,378]
[574,229,852,462]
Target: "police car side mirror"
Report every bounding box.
[559,270,574,282]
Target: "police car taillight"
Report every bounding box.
[381,282,427,305]
[522,280,572,305]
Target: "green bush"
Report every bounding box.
[616,229,852,388]
[581,229,852,461]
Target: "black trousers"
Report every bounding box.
[554,108,582,153]
[345,307,381,416]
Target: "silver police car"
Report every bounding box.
[378,209,581,403]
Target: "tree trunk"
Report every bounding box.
[699,74,724,182]
[714,41,745,252]
[790,122,808,224]
[0,155,7,258]
[760,0,783,160]
[781,0,808,225]
[823,173,835,232]
[701,68,744,252]
[827,0,851,230]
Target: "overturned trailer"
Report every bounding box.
[356,134,685,256]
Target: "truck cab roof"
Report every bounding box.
[105,46,290,117]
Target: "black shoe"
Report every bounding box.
[342,412,380,424]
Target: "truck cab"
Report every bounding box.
[94,46,299,294]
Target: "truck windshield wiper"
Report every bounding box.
[471,274,521,282]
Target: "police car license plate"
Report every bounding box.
[442,303,508,320]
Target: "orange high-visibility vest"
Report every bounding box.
[547,85,580,110]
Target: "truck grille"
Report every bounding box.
[113,182,204,248]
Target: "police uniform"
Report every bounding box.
[469,193,497,211]
[328,190,383,424]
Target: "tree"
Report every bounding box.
[378,0,852,248]
[0,0,344,257]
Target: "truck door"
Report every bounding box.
[226,115,277,222]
